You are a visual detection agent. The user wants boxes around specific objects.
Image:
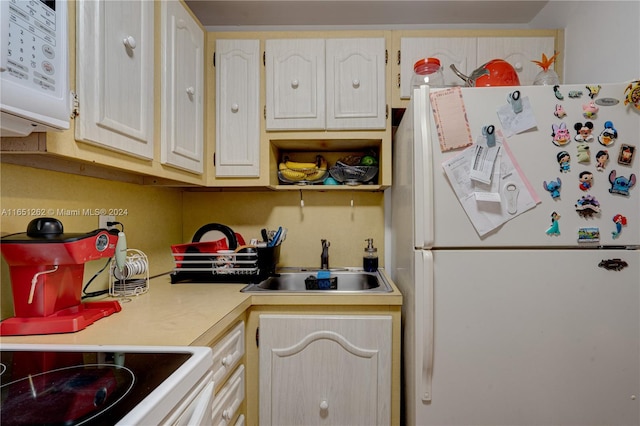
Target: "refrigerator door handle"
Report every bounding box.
[421,250,434,402]
[414,85,435,248]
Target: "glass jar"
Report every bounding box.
[411,57,445,89]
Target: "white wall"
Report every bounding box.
[530,1,640,83]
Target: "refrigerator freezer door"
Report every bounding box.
[410,248,639,426]
[410,83,640,248]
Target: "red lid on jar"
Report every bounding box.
[413,58,441,74]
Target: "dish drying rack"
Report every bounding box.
[109,249,149,297]
[170,245,280,284]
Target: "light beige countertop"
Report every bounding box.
[0,270,402,347]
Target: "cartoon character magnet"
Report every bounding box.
[551,123,571,146]
[624,80,640,110]
[554,104,566,118]
[543,177,562,199]
[596,150,609,171]
[546,211,561,236]
[574,122,594,142]
[598,121,618,146]
[575,195,601,217]
[557,151,571,173]
[586,85,601,99]
[579,171,594,191]
[582,101,599,119]
[608,170,637,196]
[618,144,636,166]
[612,214,628,239]
[576,143,590,163]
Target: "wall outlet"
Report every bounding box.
[99,215,116,230]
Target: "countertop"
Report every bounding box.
[0,270,402,347]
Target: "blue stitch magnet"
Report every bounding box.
[545,211,561,236]
[608,170,636,196]
[543,177,562,199]
[612,214,627,239]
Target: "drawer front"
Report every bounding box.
[212,321,245,387]
[212,365,245,426]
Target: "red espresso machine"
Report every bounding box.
[0,218,122,335]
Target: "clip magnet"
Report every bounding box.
[482,125,496,147]
[508,90,523,114]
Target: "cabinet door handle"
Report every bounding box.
[123,35,137,50]
[319,400,329,411]
[291,79,299,89]
[352,79,360,88]
[186,87,195,97]
[231,103,239,113]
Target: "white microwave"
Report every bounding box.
[0,0,70,137]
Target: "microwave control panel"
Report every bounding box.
[1,0,65,96]
[0,0,69,134]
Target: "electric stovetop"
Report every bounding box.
[0,344,212,425]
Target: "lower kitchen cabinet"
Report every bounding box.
[210,320,246,425]
[258,314,393,426]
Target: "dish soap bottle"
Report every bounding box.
[363,238,379,272]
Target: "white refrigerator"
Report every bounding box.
[389,82,639,425]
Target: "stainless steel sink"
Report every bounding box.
[241,268,393,293]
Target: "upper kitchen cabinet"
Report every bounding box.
[392,30,563,106]
[160,0,204,174]
[214,39,261,178]
[266,38,386,131]
[75,0,154,159]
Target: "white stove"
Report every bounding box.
[0,343,213,425]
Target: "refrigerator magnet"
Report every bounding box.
[576,143,591,163]
[575,195,601,217]
[617,144,635,166]
[554,104,567,118]
[551,122,571,146]
[557,151,571,173]
[578,227,600,243]
[574,122,594,142]
[543,177,562,199]
[586,85,601,99]
[578,171,594,191]
[596,150,609,171]
[553,85,564,100]
[608,170,637,196]
[598,121,618,146]
[623,80,640,109]
[545,211,561,236]
[582,101,599,119]
[612,214,628,239]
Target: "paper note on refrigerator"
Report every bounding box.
[442,133,541,237]
[429,87,474,152]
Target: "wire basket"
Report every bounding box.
[109,249,149,297]
[329,164,378,185]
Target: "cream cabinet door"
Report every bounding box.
[400,37,477,98]
[477,37,556,85]
[76,0,154,159]
[215,39,260,177]
[259,314,392,426]
[326,38,386,130]
[160,0,204,174]
[265,39,325,130]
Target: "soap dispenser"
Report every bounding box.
[363,238,379,272]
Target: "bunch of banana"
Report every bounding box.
[279,155,328,182]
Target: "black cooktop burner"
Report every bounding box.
[0,350,192,425]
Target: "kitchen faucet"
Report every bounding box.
[320,239,330,269]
